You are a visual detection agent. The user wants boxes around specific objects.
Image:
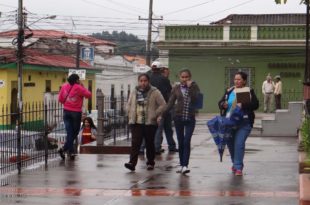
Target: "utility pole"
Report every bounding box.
[16,0,24,174]
[139,0,163,66]
[76,40,80,69]
[304,1,310,103]
[146,0,153,67]
[304,1,310,114]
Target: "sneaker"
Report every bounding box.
[231,166,236,173]
[235,170,243,176]
[147,165,154,170]
[124,163,135,171]
[182,166,190,174]
[169,148,179,152]
[58,148,65,160]
[176,166,183,173]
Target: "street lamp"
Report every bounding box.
[26,15,57,27]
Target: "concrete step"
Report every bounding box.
[261,101,303,137]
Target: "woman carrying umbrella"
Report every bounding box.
[218,71,259,176]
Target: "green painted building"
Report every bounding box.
[157,14,306,112]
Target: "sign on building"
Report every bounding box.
[81,47,94,65]
[133,64,151,73]
[68,69,86,80]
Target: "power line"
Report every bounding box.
[162,0,217,16]
[78,0,139,17]
[192,0,257,23]
[101,0,147,14]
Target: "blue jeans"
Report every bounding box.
[154,113,176,152]
[227,119,252,171]
[174,117,196,167]
[63,110,82,153]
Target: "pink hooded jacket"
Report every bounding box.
[58,83,91,112]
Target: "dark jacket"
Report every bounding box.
[149,72,172,102]
[218,87,259,127]
[164,82,200,119]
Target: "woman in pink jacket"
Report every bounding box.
[58,74,91,160]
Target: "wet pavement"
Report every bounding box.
[0,113,299,205]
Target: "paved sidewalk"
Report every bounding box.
[0,113,299,205]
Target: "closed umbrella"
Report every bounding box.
[207,106,244,162]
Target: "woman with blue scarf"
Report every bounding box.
[218,71,259,176]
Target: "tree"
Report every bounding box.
[91,31,158,58]
[274,0,307,4]
[275,0,287,4]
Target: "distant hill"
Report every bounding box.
[91,31,158,58]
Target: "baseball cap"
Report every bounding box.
[151,61,163,70]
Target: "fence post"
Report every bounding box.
[16,104,22,174]
[127,85,131,140]
[120,88,124,116]
[96,89,105,146]
[44,103,49,169]
[111,85,116,110]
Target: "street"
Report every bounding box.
[0,120,299,205]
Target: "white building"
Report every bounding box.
[95,55,138,97]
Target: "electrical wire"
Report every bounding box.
[101,0,147,14]
[162,0,217,16]
[78,0,139,17]
[192,0,257,23]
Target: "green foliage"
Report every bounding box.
[301,117,310,157]
[274,0,287,4]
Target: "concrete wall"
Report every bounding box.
[0,68,96,109]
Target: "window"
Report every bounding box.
[225,67,255,88]
[45,80,51,92]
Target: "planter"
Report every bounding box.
[299,151,310,174]
[299,131,310,205]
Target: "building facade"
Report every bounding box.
[157,14,306,112]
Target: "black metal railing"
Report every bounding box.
[0,101,63,176]
[0,95,129,176]
[95,92,129,145]
[255,89,303,111]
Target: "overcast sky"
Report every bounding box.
[0,0,306,39]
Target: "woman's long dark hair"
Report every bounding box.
[67,74,80,85]
[82,117,97,129]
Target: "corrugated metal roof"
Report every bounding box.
[211,14,306,25]
[0,48,93,69]
[0,30,116,46]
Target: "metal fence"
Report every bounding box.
[0,95,129,176]
[95,91,129,145]
[255,89,303,111]
[0,102,63,177]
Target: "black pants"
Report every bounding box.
[129,124,157,167]
[275,94,282,109]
